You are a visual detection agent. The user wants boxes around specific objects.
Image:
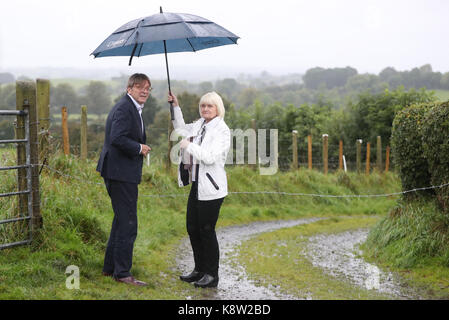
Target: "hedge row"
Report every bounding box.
[391,101,449,210]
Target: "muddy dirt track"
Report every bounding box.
[176,218,425,300]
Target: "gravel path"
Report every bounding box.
[176,218,322,300]
[305,229,424,299]
[176,218,425,300]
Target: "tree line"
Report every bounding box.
[0,65,447,168]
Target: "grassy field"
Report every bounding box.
[363,199,449,299]
[50,79,117,92]
[0,149,406,299]
[433,89,449,102]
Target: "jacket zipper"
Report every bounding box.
[206,173,220,190]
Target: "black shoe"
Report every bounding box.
[194,274,219,288]
[180,270,204,283]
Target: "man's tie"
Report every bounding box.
[136,105,144,136]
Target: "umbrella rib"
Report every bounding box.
[186,39,196,52]
[129,43,138,66]
[228,37,238,44]
[137,43,143,57]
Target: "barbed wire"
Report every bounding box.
[31,163,449,200]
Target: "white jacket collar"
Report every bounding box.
[201,116,221,130]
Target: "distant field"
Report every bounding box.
[50,78,117,91]
[433,89,449,101]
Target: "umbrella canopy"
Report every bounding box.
[91,11,239,63]
[91,8,239,119]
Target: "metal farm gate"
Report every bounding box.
[0,98,41,250]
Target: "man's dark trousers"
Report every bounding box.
[103,178,138,279]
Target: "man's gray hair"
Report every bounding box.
[127,73,151,89]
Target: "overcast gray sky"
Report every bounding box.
[0,0,448,78]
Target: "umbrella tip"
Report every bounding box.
[160,6,163,13]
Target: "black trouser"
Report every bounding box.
[186,182,224,277]
[103,178,138,279]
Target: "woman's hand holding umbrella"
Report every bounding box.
[168,93,179,107]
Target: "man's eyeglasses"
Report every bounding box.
[135,85,153,93]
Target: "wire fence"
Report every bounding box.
[1,114,396,172]
[37,163,447,200]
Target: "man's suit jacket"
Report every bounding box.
[96,94,146,184]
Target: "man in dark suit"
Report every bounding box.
[97,73,151,286]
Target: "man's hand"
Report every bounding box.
[140,144,151,157]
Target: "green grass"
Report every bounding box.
[0,149,401,299]
[433,89,449,102]
[236,216,392,299]
[363,199,449,299]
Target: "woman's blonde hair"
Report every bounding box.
[199,91,225,119]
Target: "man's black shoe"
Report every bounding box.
[180,270,204,283]
[194,274,219,288]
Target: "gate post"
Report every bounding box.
[15,82,30,217]
[16,81,42,233]
[37,79,50,162]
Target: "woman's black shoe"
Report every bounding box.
[194,274,219,288]
[179,270,204,283]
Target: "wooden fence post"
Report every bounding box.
[292,130,298,170]
[339,140,343,170]
[36,79,50,162]
[366,142,371,175]
[61,106,70,155]
[385,146,390,173]
[80,105,88,160]
[376,136,382,172]
[308,135,312,170]
[356,139,362,173]
[252,119,257,170]
[322,134,328,175]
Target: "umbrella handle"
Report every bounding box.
[169,101,174,121]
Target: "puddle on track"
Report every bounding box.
[176,218,426,300]
[305,229,425,299]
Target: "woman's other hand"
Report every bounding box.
[180,138,191,149]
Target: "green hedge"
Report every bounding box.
[391,103,433,198]
[392,101,449,209]
[422,101,449,211]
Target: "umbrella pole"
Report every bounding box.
[163,39,175,120]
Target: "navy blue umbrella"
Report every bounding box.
[91,7,239,119]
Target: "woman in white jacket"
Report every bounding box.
[168,91,230,288]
